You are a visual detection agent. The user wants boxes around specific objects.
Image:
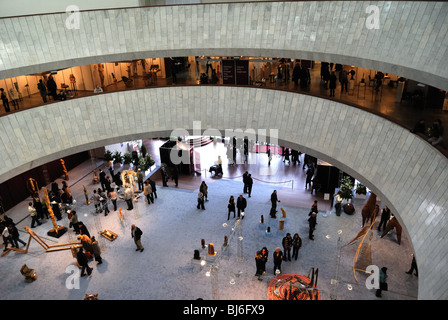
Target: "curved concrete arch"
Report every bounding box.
[1,1,448,90]
[0,86,447,299]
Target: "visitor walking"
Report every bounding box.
[282,233,293,261]
[255,251,263,278]
[2,225,14,251]
[143,181,152,205]
[137,168,144,191]
[236,195,247,218]
[291,233,302,260]
[406,254,418,277]
[109,187,118,211]
[200,181,208,201]
[375,267,388,297]
[131,224,144,252]
[8,225,26,248]
[148,178,157,200]
[308,212,317,240]
[227,195,236,220]
[197,191,205,210]
[378,205,390,232]
[259,247,268,275]
[124,185,134,210]
[28,202,42,228]
[270,190,280,209]
[69,210,80,234]
[243,171,249,194]
[78,221,91,238]
[91,236,103,264]
[273,248,284,274]
[90,189,101,213]
[0,88,10,112]
[247,174,253,198]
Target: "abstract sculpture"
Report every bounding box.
[361,193,377,227]
[381,215,402,245]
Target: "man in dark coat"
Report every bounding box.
[308,212,317,240]
[131,224,144,252]
[77,247,92,277]
[273,248,284,274]
[282,233,293,261]
[148,178,157,200]
[236,195,247,219]
[270,190,280,209]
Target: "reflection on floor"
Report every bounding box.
[0,139,418,300]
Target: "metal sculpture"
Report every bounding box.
[268,268,320,300]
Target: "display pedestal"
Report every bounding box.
[47,226,67,238]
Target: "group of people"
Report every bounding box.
[254,232,303,277]
[1,215,26,251]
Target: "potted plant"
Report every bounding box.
[355,183,367,199]
[112,151,123,165]
[138,154,156,173]
[104,150,113,165]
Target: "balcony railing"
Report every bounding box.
[1,57,446,158]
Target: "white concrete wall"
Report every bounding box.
[0,86,447,299]
[0,1,447,90]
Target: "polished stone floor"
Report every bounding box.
[0,139,419,301]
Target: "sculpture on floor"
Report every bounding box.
[20,264,38,283]
[361,192,377,227]
[381,215,402,245]
[267,268,320,300]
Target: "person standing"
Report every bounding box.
[329,71,337,97]
[99,189,109,216]
[109,187,118,211]
[200,181,208,201]
[0,88,10,112]
[37,80,47,103]
[78,221,91,238]
[282,233,293,261]
[197,191,205,210]
[255,251,263,278]
[376,267,388,297]
[305,164,314,189]
[247,174,253,198]
[270,190,280,210]
[378,205,390,232]
[227,195,236,220]
[148,178,157,201]
[143,181,152,205]
[124,185,134,210]
[46,75,57,100]
[28,202,42,228]
[90,236,103,264]
[406,254,418,277]
[70,210,80,234]
[2,225,14,251]
[161,166,169,187]
[90,189,101,213]
[8,225,26,248]
[131,224,144,252]
[273,248,284,274]
[267,147,272,166]
[308,212,317,240]
[236,195,247,218]
[260,247,268,275]
[291,233,302,260]
[334,191,343,216]
[99,169,107,192]
[137,168,144,191]
[77,247,93,277]
[243,171,249,194]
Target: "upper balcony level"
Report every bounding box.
[1,55,447,157]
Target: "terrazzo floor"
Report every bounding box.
[0,145,419,303]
